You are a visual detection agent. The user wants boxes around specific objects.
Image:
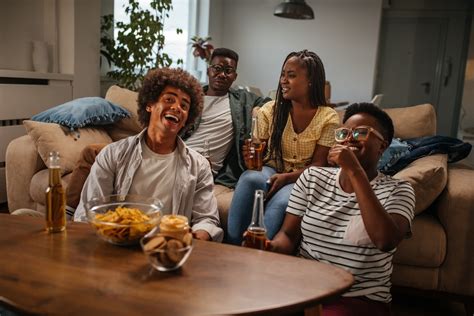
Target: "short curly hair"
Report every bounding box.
[343,102,394,144]
[137,68,204,131]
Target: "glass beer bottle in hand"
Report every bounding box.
[45,151,66,233]
[246,116,265,171]
[243,190,268,250]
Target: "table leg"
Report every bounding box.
[304,304,322,316]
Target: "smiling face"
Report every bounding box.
[146,86,191,136]
[341,113,388,169]
[280,56,311,103]
[207,56,238,96]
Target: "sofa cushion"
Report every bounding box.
[23,120,112,173]
[104,85,142,141]
[393,213,446,268]
[30,171,72,206]
[393,154,447,215]
[31,97,130,130]
[385,103,436,139]
[336,103,436,139]
[214,184,234,232]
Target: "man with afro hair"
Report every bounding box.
[74,68,223,242]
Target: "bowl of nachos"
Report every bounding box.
[85,194,162,246]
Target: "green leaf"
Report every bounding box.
[100,0,182,91]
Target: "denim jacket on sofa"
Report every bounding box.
[383,135,472,175]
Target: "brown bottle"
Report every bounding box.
[45,151,66,233]
[246,116,265,171]
[244,190,267,250]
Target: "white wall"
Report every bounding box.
[0,0,45,71]
[0,0,99,98]
[73,0,100,98]
[209,0,382,102]
[58,0,74,74]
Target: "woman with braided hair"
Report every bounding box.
[227,50,340,245]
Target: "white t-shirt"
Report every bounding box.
[128,138,178,214]
[185,95,234,174]
[287,167,415,303]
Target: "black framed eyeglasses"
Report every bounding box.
[208,64,236,75]
[334,126,385,143]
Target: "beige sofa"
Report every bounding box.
[6,85,474,311]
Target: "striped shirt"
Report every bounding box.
[287,167,415,303]
[257,101,340,172]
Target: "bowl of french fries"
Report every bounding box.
[85,195,162,246]
[140,215,193,272]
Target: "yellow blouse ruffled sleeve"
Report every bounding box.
[256,100,275,140]
[317,107,341,148]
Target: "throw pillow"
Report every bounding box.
[104,85,142,141]
[31,97,130,130]
[393,154,447,215]
[23,120,112,173]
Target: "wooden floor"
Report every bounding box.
[0,204,469,316]
[392,293,466,316]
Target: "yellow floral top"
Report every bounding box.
[257,100,340,172]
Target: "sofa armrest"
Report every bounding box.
[6,135,46,212]
[435,164,474,296]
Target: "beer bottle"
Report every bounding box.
[243,190,267,249]
[45,151,66,233]
[246,116,264,171]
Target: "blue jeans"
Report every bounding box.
[226,166,294,245]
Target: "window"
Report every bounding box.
[114,0,191,68]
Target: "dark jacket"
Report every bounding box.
[382,136,472,175]
[181,87,271,188]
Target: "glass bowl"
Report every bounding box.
[85,194,162,246]
[140,223,193,272]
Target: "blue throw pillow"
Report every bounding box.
[378,138,411,172]
[31,97,131,130]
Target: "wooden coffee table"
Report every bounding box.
[0,214,353,315]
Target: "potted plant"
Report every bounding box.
[190,36,214,63]
[100,0,183,91]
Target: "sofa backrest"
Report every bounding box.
[106,84,437,142]
[336,103,436,140]
[384,103,436,139]
[105,85,141,141]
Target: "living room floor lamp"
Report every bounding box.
[274,0,314,20]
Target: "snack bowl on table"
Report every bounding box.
[85,194,162,246]
[140,214,193,272]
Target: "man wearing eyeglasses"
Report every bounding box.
[182,47,271,187]
[269,103,415,315]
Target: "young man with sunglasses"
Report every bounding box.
[269,103,415,315]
